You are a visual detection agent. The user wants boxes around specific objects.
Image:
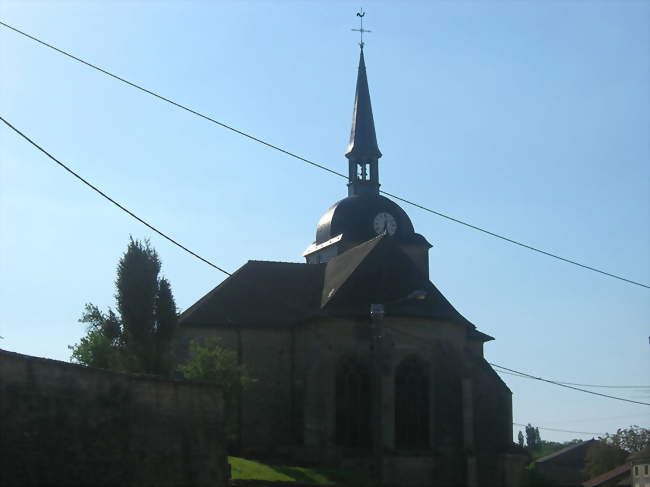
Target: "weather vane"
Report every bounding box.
[351,8,371,49]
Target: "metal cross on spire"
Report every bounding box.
[351,8,372,49]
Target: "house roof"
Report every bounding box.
[582,463,631,487]
[628,446,650,463]
[535,439,597,465]
[179,234,480,332]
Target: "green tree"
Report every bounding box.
[525,423,542,451]
[177,338,254,393]
[602,426,650,453]
[177,338,255,450]
[69,237,177,375]
[518,431,525,448]
[584,441,628,479]
[69,304,122,369]
[153,277,177,374]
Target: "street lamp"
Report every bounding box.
[370,289,427,486]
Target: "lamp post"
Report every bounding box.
[370,289,427,486]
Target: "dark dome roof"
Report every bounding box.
[315,194,415,245]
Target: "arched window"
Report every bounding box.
[395,355,430,449]
[335,357,371,448]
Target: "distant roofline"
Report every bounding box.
[535,439,597,464]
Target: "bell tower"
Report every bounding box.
[346,45,382,197]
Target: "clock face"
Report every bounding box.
[373,212,397,236]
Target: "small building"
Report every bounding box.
[178,43,525,487]
[630,446,650,487]
[533,439,598,486]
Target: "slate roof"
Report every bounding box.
[346,47,381,161]
[312,193,416,246]
[179,260,325,327]
[179,234,482,334]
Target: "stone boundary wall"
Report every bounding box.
[0,349,226,487]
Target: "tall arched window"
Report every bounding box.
[335,357,371,448]
[395,355,430,449]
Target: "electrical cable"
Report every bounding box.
[512,423,606,436]
[384,325,650,406]
[1,19,648,290]
[494,369,650,389]
[0,116,650,450]
[489,363,650,407]
[0,116,232,277]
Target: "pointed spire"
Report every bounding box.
[345,47,382,161]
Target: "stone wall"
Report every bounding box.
[0,349,227,487]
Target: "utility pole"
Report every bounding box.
[369,290,426,486]
[370,303,385,486]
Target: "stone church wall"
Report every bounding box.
[239,327,293,455]
[0,349,227,487]
[176,316,521,486]
[178,325,295,457]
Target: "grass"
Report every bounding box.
[228,456,372,486]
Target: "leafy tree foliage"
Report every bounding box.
[584,441,628,479]
[69,238,177,375]
[69,304,122,369]
[177,337,255,451]
[518,431,525,448]
[602,426,650,453]
[154,277,177,374]
[177,338,254,394]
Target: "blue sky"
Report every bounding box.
[1,1,648,443]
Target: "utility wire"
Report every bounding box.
[4,112,648,411]
[385,326,650,406]
[490,363,650,407]
[380,189,649,290]
[546,413,650,424]
[0,116,232,277]
[512,423,606,436]
[1,19,648,290]
[495,369,650,389]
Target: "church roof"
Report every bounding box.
[179,260,325,327]
[180,235,478,332]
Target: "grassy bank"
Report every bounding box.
[228,457,372,486]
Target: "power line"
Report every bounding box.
[0,116,232,277]
[546,413,650,424]
[1,19,647,290]
[4,112,648,412]
[385,326,650,406]
[495,369,650,389]
[512,423,606,436]
[490,363,650,407]
[380,189,649,289]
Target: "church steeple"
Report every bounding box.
[346,45,382,196]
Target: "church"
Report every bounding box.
[178,41,526,487]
